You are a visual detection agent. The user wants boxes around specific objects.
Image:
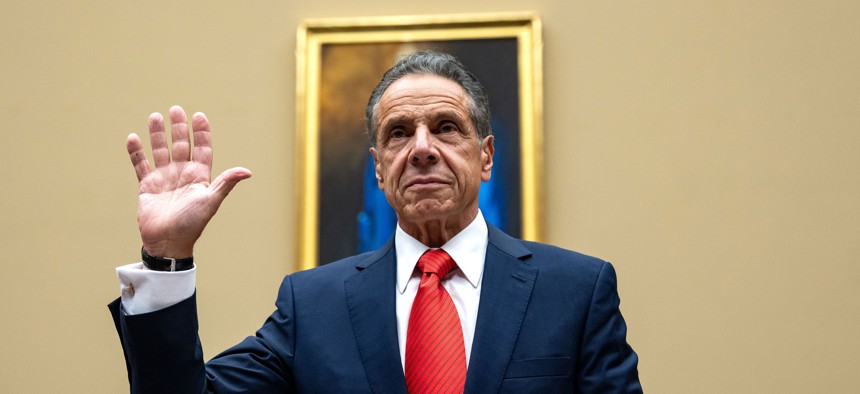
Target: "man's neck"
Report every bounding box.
[398,208,479,248]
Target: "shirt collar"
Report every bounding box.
[396,210,488,294]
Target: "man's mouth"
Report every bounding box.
[405,176,447,189]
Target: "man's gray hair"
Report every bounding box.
[365,51,491,147]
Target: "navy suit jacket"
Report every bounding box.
[109,225,641,393]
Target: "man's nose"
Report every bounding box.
[409,126,438,166]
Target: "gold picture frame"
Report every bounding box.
[295,12,543,270]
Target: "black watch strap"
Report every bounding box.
[141,246,194,272]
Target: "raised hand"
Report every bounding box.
[127,105,252,259]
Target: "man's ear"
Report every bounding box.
[480,135,494,182]
[370,147,384,189]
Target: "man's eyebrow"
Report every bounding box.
[379,115,409,131]
[429,109,468,123]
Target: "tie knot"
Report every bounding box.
[417,249,457,278]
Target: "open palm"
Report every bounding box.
[127,106,251,258]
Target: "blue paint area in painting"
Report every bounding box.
[357,152,398,253]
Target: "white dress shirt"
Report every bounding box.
[116,211,488,369]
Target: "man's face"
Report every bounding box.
[370,74,494,229]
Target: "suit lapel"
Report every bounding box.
[344,239,408,394]
[464,226,537,394]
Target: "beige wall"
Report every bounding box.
[1,1,858,392]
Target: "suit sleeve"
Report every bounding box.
[109,276,298,393]
[109,292,207,393]
[576,262,643,393]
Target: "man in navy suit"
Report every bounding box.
[110,51,641,393]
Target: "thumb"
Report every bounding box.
[211,167,252,202]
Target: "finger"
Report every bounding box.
[191,112,213,170]
[126,133,151,181]
[148,112,170,167]
[169,105,191,162]
[210,167,253,203]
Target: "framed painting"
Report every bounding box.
[295,12,543,270]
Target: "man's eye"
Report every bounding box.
[440,122,459,133]
[390,129,406,139]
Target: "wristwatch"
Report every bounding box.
[141,246,194,272]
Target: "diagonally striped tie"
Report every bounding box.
[405,249,466,394]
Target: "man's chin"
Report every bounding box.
[398,201,452,222]
[396,199,481,227]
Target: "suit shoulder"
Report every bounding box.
[488,225,608,273]
[288,247,389,283]
[273,249,386,305]
[517,239,609,277]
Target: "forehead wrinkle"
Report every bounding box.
[379,92,469,122]
[381,91,466,110]
[381,78,468,105]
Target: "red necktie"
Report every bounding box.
[405,249,467,394]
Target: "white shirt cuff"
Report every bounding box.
[116,262,196,315]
